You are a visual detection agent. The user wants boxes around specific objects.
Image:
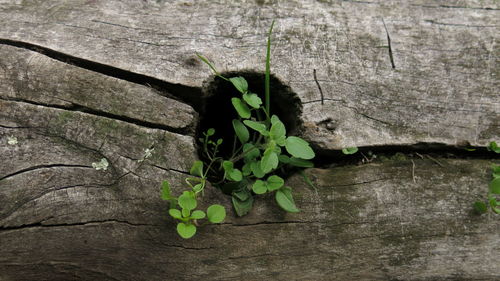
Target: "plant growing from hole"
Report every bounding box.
[161,21,319,239]
[194,20,316,216]
[473,141,500,215]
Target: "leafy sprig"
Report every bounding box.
[473,141,500,215]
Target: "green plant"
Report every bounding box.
[161,21,316,238]
[196,20,315,216]
[161,161,226,239]
[473,141,500,215]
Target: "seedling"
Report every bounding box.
[161,21,319,238]
[473,141,500,215]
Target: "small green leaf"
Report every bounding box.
[473,201,488,214]
[161,181,173,200]
[270,115,286,145]
[489,196,498,207]
[261,151,278,173]
[242,162,252,176]
[289,157,314,168]
[231,98,251,119]
[169,209,182,219]
[190,160,204,177]
[243,120,269,136]
[232,195,254,217]
[228,168,243,182]
[206,128,215,136]
[223,161,242,181]
[191,210,206,220]
[252,180,267,194]
[489,177,500,194]
[243,143,260,161]
[229,76,248,94]
[278,154,290,164]
[178,191,197,211]
[177,223,196,239]
[207,204,226,223]
[192,183,204,193]
[232,119,249,144]
[285,136,315,160]
[251,161,265,178]
[243,92,262,109]
[182,208,191,218]
[488,141,500,153]
[342,147,359,155]
[232,187,251,201]
[492,165,500,179]
[275,187,300,213]
[267,175,284,191]
[223,160,234,171]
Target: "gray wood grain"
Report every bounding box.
[0,1,499,280]
[0,0,498,149]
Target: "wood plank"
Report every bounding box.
[0,157,498,280]
[0,0,498,148]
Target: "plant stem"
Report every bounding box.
[265,20,275,122]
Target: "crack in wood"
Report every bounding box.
[382,18,395,69]
[313,69,325,105]
[0,164,93,181]
[0,219,154,233]
[0,96,190,135]
[0,38,204,112]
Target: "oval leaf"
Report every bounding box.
[190,160,204,177]
[342,147,359,155]
[161,180,172,200]
[228,168,243,182]
[289,157,314,168]
[191,210,206,220]
[229,76,248,94]
[490,177,500,194]
[252,180,267,194]
[232,119,250,143]
[261,151,278,174]
[177,223,196,239]
[243,92,262,109]
[267,175,284,191]
[270,115,286,145]
[275,187,300,213]
[178,191,197,211]
[169,209,182,219]
[473,201,487,214]
[231,97,251,119]
[285,136,315,160]
[243,143,260,161]
[243,120,269,136]
[207,204,226,223]
[232,195,254,217]
[251,161,265,178]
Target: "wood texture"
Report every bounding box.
[0,1,499,280]
[0,0,498,149]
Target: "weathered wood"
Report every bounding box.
[1,155,498,280]
[0,0,498,148]
[0,45,197,134]
[1,1,499,280]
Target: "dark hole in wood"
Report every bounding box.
[197,71,302,180]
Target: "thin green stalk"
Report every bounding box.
[265,20,275,122]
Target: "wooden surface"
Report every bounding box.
[0,0,498,149]
[0,0,499,280]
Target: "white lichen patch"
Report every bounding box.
[138,147,154,162]
[92,158,109,171]
[7,136,18,145]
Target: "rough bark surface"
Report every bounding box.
[0,0,499,280]
[1,0,498,149]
